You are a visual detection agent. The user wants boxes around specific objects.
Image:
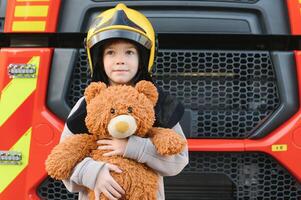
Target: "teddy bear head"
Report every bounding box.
[84,80,158,139]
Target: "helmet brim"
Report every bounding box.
[87,29,152,50]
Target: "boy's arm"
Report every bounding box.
[123,122,189,176]
[58,97,105,192]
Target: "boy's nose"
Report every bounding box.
[116,54,125,65]
[116,60,125,65]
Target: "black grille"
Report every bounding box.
[37,178,78,200]
[67,49,91,105]
[67,49,280,139]
[37,152,301,200]
[153,50,280,138]
[166,152,301,200]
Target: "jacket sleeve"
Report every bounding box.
[123,122,189,176]
[59,97,105,192]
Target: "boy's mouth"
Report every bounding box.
[113,70,129,72]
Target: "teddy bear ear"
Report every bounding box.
[84,82,107,103]
[135,80,158,106]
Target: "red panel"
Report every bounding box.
[0,48,65,200]
[287,0,301,34]
[0,51,12,93]
[4,0,61,32]
[188,139,244,152]
[45,0,62,32]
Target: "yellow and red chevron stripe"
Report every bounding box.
[0,52,41,197]
[4,0,61,32]
[0,48,63,200]
[0,56,40,126]
[1,1,62,199]
[0,128,31,193]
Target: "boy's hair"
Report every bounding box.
[91,39,154,85]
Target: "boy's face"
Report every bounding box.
[103,40,139,85]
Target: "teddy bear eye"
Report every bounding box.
[127,107,133,113]
[110,108,115,114]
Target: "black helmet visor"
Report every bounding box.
[87,29,152,50]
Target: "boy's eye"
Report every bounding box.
[126,50,135,55]
[127,107,133,113]
[110,108,115,114]
[105,50,114,55]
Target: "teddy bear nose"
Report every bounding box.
[115,121,129,133]
[108,114,137,138]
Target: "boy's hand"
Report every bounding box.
[97,138,128,156]
[94,163,125,200]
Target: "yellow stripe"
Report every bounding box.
[0,128,32,193]
[15,6,49,17]
[271,144,288,152]
[299,0,301,4]
[0,56,40,126]
[12,21,45,31]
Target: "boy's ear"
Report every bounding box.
[135,81,158,106]
[84,82,107,104]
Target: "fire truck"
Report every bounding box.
[0,0,301,199]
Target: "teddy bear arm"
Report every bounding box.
[149,127,187,156]
[45,134,97,180]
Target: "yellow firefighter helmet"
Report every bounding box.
[85,3,156,76]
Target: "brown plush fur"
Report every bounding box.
[149,127,187,156]
[45,80,186,200]
[45,134,97,180]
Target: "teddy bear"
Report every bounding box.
[45,80,186,200]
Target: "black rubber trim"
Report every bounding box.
[47,49,77,120]
[1,33,301,50]
[249,52,299,138]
